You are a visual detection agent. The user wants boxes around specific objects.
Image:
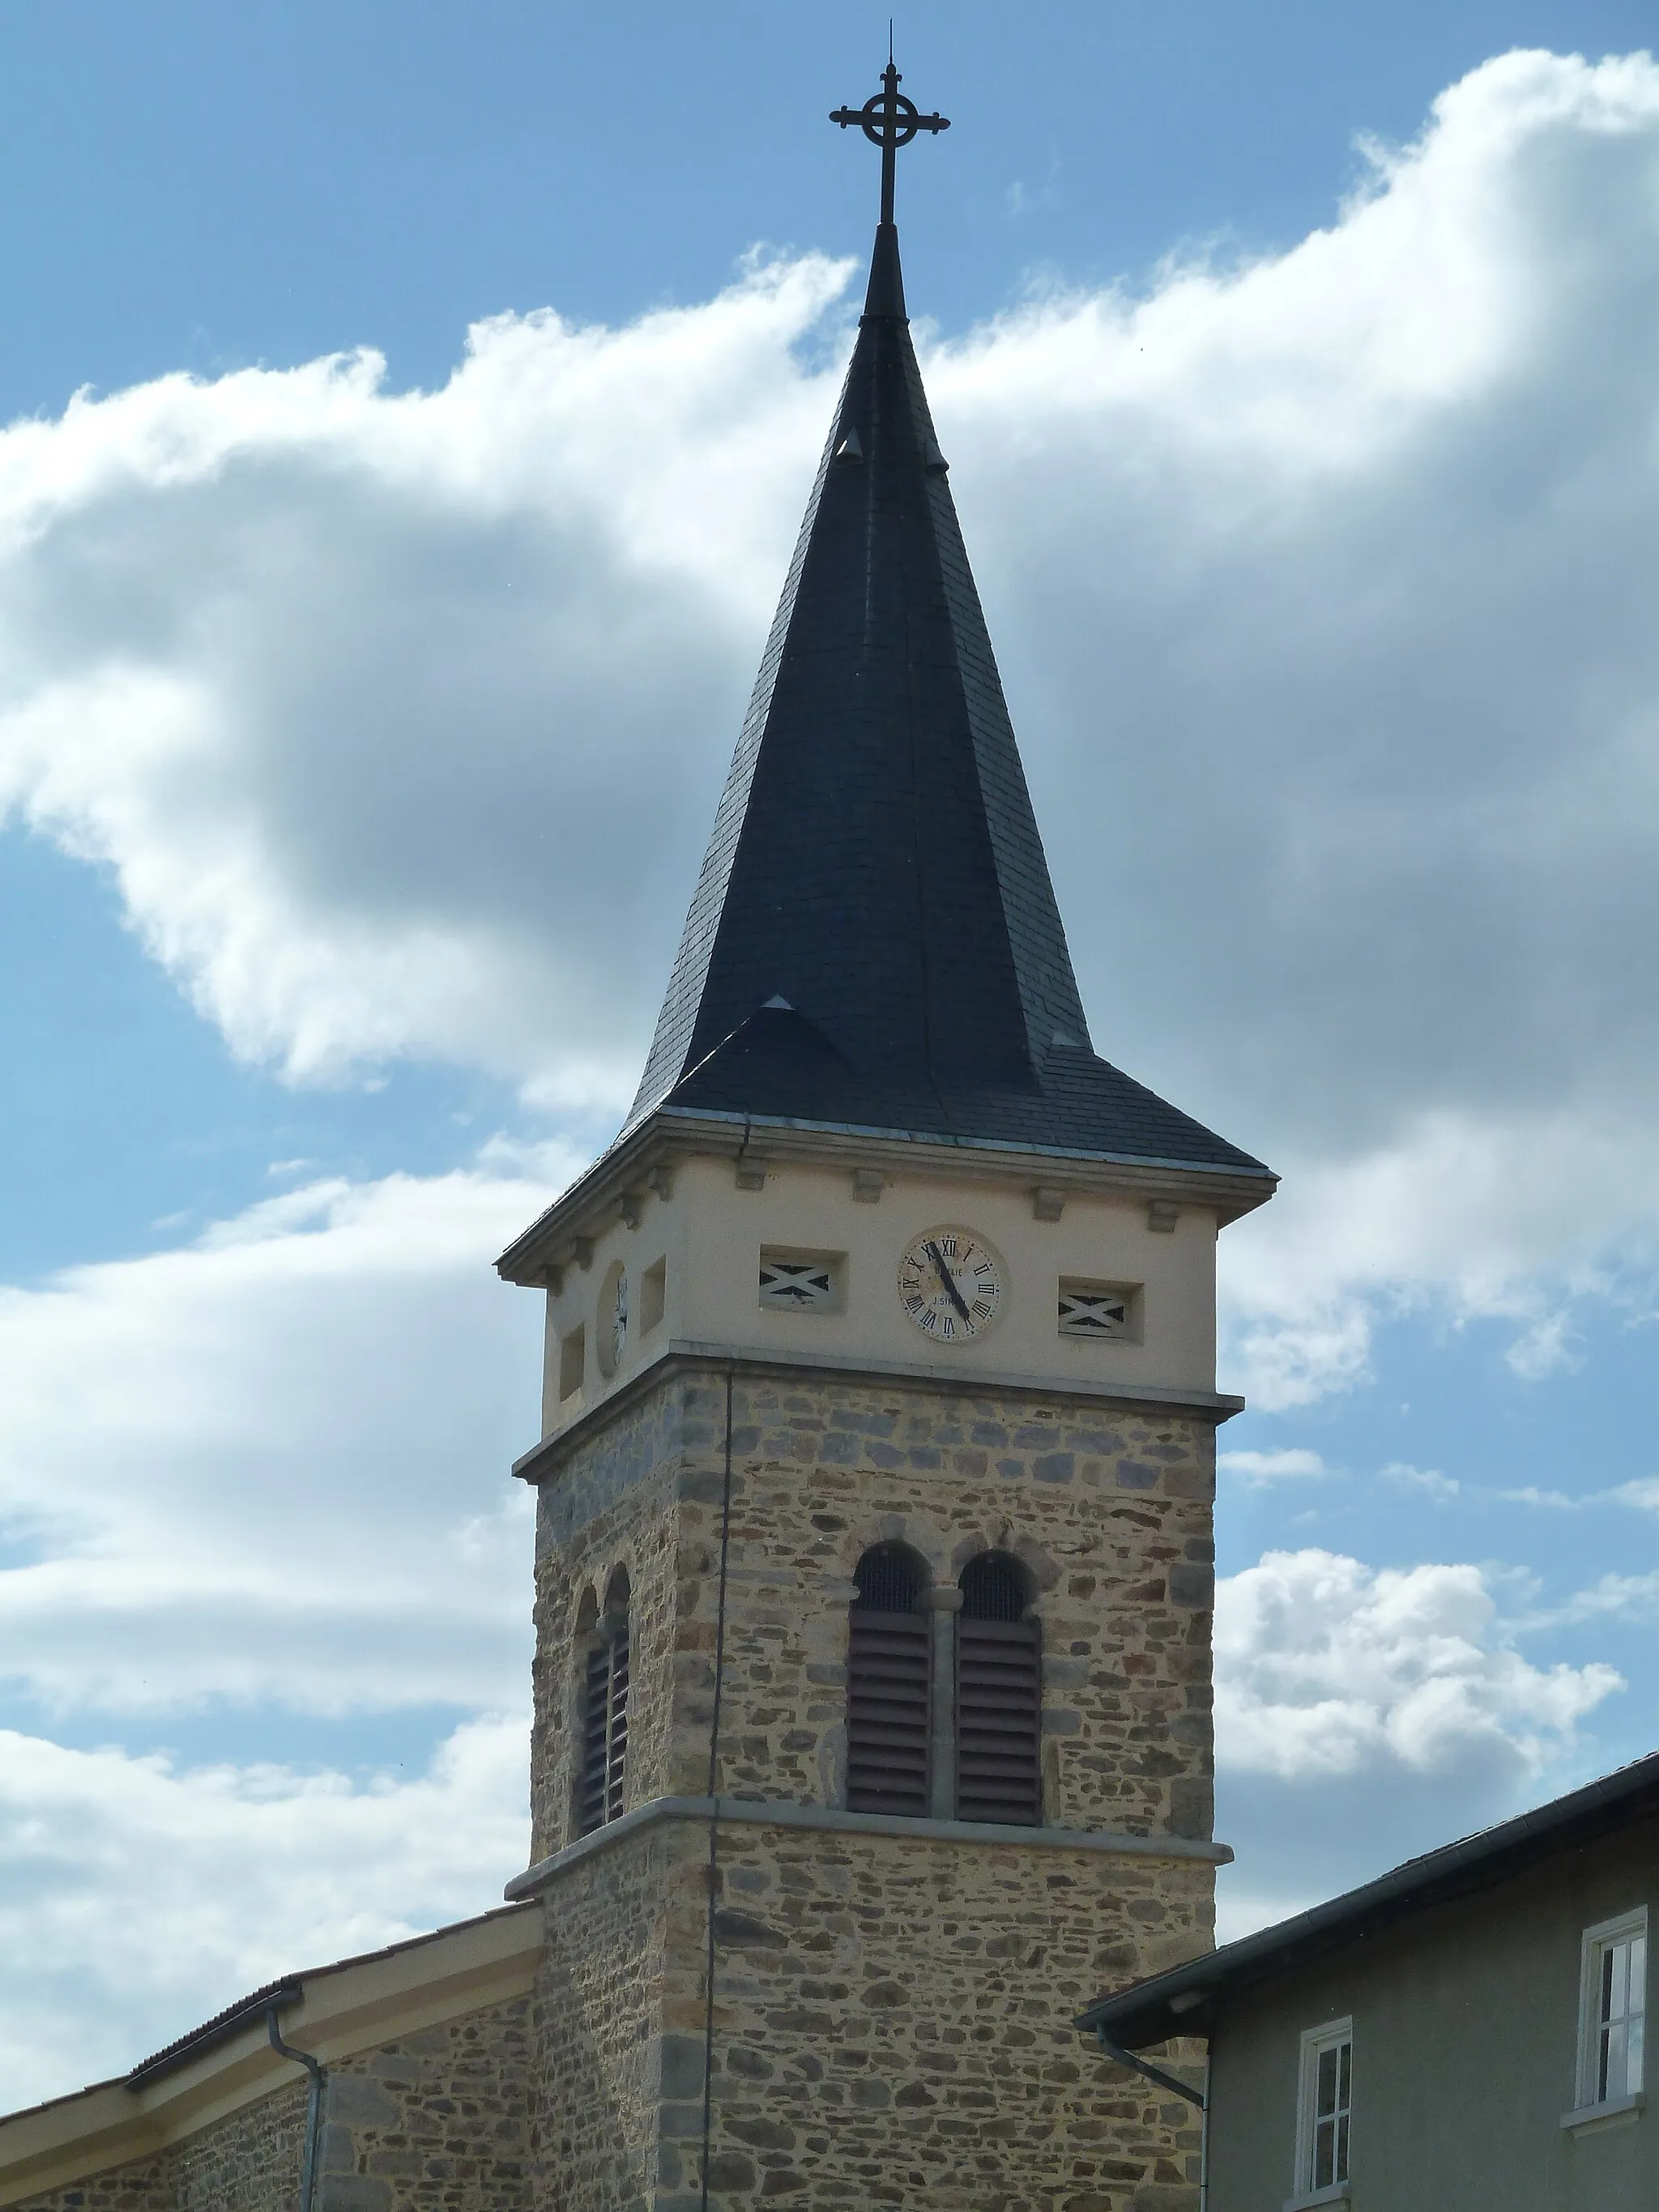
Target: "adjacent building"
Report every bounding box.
[1081,1751,1659,2212]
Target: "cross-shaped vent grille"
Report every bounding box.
[1058,1280,1137,1339]
[759,1250,843,1312]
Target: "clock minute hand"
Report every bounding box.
[925,1241,974,1327]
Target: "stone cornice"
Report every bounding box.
[512,1340,1243,1484]
[504,1793,1233,1901]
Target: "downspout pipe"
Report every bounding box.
[267,2005,325,2212]
[1095,2029,1209,2212]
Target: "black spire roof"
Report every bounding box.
[628,211,1265,1181]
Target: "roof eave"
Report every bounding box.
[494,1105,1278,1286]
[1077,1750,1659,2048]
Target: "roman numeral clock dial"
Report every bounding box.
[897,1225,1004,1341]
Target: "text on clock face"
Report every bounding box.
[897,1226,1004,1340]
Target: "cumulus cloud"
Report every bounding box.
[1217,1446,1329,1487]
[11,41,1659,2083]
[1382,1460,1460,1500]
[1216,1547,1619,1781]
[1213,1544,1625,1940]
[0,1163,560,2105]
[1499,1473,1659,1511]
[0,1714,527,2111]
[0,55,1656,1405]
[0,1163,559,1715]
[1,49,1658,1402]
[0,254,849,1101]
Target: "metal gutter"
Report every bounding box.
[125,1983,303,2090]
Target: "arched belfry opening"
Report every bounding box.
[846,1542,932,1816]
[956,1551,1042,1826]
[577,1566,630,1837]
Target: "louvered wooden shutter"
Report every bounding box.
[577,1633,629,1836]
[955,1617,1041,1824]
[605,1633,629,1823]
[846,1609,931,1815]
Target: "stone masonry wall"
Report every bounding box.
[313,1998,533,2212]
[530,1806,1213,2212]
[526,1357,1220,2211]
[531,1362,1218,1857]
[531,1379,695,1862]
[11,1995,531,2212]
[11,2079,306,2212]
[531,1821,688,2212]
[173,2079,306,2212]
[10,2150,178,2212]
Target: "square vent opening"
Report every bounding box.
[759,1247,847,1315]
[1058,1278,1141,1342]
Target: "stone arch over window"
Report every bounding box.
[846,1542,931,1816]
[955,1550,1041,1826]
[576,1565,630,1838]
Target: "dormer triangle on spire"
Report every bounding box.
[629,221,1265,1179]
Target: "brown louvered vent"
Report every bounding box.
[577,1585,630,1837]
[846,1544,930,1816]
[956,1552,1041,1826]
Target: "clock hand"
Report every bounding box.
[925,1240,974,1327]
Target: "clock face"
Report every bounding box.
[598,1260,629,1378]
[898,1225,1004,1341]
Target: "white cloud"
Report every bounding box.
[0,1714,527,2112]
[1383,1460,1460,1500]
[1547,1567,1659,1622]
[1212,1543,1627,1940]
[0,254,849,1100]
[1216,1547,1621,1781]
[0,56,1655,1401]
[0,1163,561,1715]
[1497,1474,1659,1511]
[1217,1446,1329,1487]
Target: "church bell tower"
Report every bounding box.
[497,62,1274,2212]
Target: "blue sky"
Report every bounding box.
[2,0,1658,2104]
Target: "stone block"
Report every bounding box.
[315,2180,391,2212]
[325,2073,402,2129]
[658,2031,707,2101]
[1167,1778,1214,1840]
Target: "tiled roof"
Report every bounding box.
[663,1004,1268,1175]
[625,220,1264,1177]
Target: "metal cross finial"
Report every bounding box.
[830,60,949,227]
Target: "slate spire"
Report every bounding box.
[627,76,1266,1180]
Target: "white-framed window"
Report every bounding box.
[1294,2018,1353,2201]
[1578,1909,1647,2109]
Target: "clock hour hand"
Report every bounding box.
[925,1240,974,1327]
